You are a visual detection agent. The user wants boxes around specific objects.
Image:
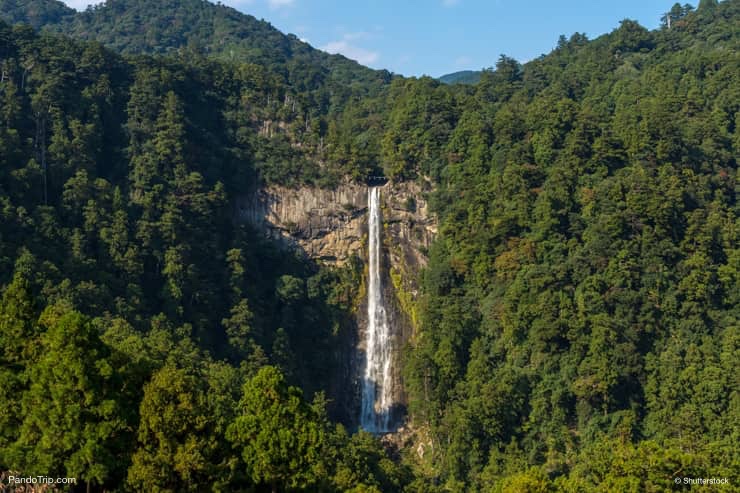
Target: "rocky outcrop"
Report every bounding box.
[381,181,436,328]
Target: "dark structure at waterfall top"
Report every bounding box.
[366,176,389,185]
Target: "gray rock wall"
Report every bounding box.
[237,180,436,270]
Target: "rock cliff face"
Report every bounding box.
[237,180,436,429]
[237,180,435,268]
[238,182,367,263]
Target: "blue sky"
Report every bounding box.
[61,0,679,77]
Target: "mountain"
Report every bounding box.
[0,15,406,489]
[0,0,392,91]
[0,0,738,491]
[438,69,481,84]
[0,0,398,186]
[0,0,74,28]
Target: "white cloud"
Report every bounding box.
[268,0,295,9]
[321,40,379,65]
[455,55,472,66]
[321,28,382,66]
[61,0,102,10]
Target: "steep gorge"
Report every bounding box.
[237,180,436,429]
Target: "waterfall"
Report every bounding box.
[361,186,395,433]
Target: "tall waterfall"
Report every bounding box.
[361,186,394,433]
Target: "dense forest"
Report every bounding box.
[0,0,393,93]
[0,0,738,491]
[404,1,739,490]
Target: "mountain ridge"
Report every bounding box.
[438,69,481,85]
[0,0,392,90]
[0,0,74,28]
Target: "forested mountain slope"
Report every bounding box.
[0,0,74,28]
[0,0,391,90]
[0,18,415,491]
[438,70,481,85]
[0,0,397,187]
[401,0,740,490]
[0,0,738,491]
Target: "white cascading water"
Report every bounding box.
[361,186,394,433]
